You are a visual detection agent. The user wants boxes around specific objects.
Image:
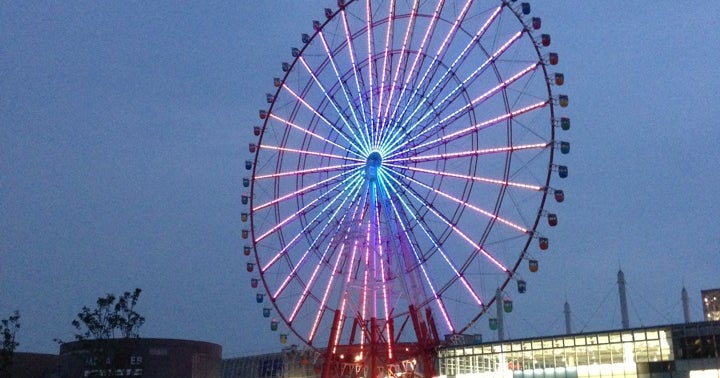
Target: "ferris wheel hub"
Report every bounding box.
[365,151,383,181]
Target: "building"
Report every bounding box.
[220,321,720,378]
[58,338,221,378]
[1,352,58,378]
[437,321,720,378]
[223,346,320,378]
[703,289,720,321]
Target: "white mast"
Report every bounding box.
[682,287,691,323]
[564,301,572,334]
[617,270,629,329]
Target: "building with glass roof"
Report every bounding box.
[437,321,719,378]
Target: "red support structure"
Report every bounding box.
[320,307,440,378]
[322,309,343,378]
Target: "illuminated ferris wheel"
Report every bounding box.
[243,0,569,376]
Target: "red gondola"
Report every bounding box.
[547,213,558,227]
[532,17,541,30]
[548,52,559,65]
[541,34,551,47]
[539,237,549,250]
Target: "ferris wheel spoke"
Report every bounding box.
[339,7,370,132]
[383,168,511,273]
[253,167,360,213]
[279,82,368,156]
[384,162,544,192]
[259,144,364,163]
[378,0,419,133]
[389,61,540,156]
[253,162,362,181]
[390,163,529,235]
[296,56,369,154]
[314,31,371,150]
[374,0,395,139]
[267,112,363,159]
[364,0,378,146]
[260,181,366,292]
[385,0,474,143]
[386,6,506,148]
[279,182,366,321]
[389,99,548,160]
[307,244,346,343]
[387,142,550,165]
[256,169,363,258]
[369,184,394,335]
[385,29,525,155]
[380,170,492,299]
[308,196,368,342]
[386,0,446,131]
[375,177,456,332]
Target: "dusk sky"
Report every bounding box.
[2,2,718,358]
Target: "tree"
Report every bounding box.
[58,289,145,376]
[0,310,20,372]
[71,288,145,341]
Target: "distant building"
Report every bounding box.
[58,338,221,378]
[703,288,720,321]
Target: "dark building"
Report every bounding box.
[58,338,221,378]
[1,352,58,378]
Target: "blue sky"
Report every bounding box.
[1,2,718,358]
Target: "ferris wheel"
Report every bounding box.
[243,0,569,376]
